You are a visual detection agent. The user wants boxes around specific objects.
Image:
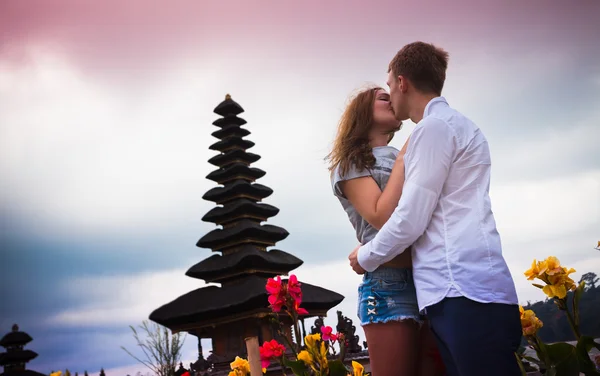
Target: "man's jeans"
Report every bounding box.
[427,296,522,376]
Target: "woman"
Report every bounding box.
[326,86,442,376]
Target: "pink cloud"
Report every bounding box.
[1,0,598,97]
[3,0,597,73]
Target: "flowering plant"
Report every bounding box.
[264,274,367,376]
[228,356,252,376]
[229,274,368,376]
[517,254,600,376]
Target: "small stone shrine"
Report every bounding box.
[0,324,46,376]
[150,95,344,374]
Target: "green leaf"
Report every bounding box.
[328,360,350,376]
[532,283,545,289]
[282,359,308,376]
[573,280,585,326]
[522,355,543,366]
[536,341,551,366]
[544,342,580,376]
[515,353,528,376]
[575,335,600,375]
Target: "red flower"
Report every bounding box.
[266,276,285,312]
[259,339,286,369]
[265,274,308,314]
[266,276,283,295]
[287,274,302,302]
[320,326,338,342]
[293,299,309,315]
[268,294,285,312]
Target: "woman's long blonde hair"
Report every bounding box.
[326,86,397,177]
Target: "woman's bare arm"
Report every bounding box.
[339,138,409,230]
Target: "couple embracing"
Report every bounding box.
[327,42,522,376]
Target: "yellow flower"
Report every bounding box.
[519,306,543,336]
[230,356,250,375]
[297,350,313,365]
[542,265,577,299]
[50,372,62,376]
[542,284,567,299]
[261,368,266,374]
[524,259,541,280]
[525,257,578,299]
[229,369,246,376]
[304,333,321,349]
[351,361,365,376]
[319,341,329,368]
[551,266,576,284]
[320,341,328,356]
[539,256,562,276]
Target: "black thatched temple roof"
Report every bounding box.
[211,125,250,140]
[212,114,246,127]
[213,95,244,117]
[186,247,303,282]
[197,220,289,251]
[205,164,265,184]
[0,326,31,348]
[208,149,260,167]
[149,275,344,330]
[209,137,255,153]
[0,350,37,366]
[203,180,273,204]
[202,198,279,225]
[0,370,48,376]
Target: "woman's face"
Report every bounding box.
[372,89,401,132]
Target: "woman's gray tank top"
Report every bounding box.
[331,146,400,244]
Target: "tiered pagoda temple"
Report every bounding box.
[150,95,344,373]
[0,324,46,376]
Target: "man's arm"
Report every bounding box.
[355,117,455,272]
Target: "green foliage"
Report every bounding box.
[282,358,350,376]
[523,282,600,343]
[523,268,600,375]
[327,360,350,376]
[283,358,309,376]
[542,342,579,376]
[580,273,599,290]
[576,336,600,375]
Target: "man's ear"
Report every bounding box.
[398,75,408,93]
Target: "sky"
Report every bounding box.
[1,0,599,374]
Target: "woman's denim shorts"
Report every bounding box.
[357,267,422,326]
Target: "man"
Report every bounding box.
[348,42,522,376]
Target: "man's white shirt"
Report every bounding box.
[357,97,519,311]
